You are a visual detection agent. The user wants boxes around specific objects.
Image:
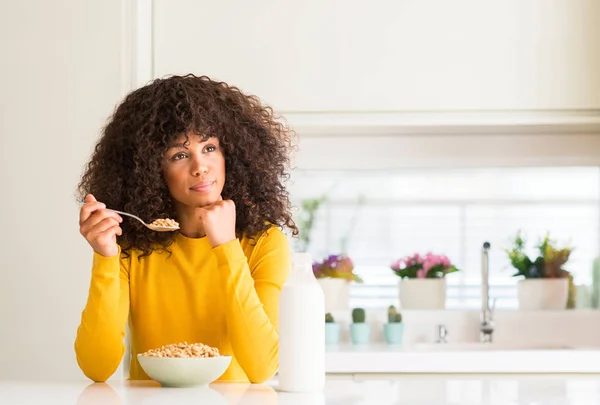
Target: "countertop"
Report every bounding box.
[3,374,600,405]
[326,343,600,373]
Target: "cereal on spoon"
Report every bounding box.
[150,218,179,228]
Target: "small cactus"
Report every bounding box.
[325,312,335,323]
[387,305,396,322]
[387,305,402,323]
[352,308,366,323]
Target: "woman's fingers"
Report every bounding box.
[80,210,122,235]
[84,217,121,239]
[79,201,106,225]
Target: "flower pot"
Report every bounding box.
[517,278,569,310]
[350,323,371,345]
[317,278,350,312]
[325,323,340,345]
[398,278,446,309]
[383,323,404,345]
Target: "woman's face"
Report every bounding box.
[162,134,226,208]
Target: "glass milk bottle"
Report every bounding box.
[278,252,325,392]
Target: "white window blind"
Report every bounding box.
[289,167,600,310]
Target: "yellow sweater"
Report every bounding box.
[74,227,290,383]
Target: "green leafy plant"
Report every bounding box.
[352,308,365,323]
[296,196,327,252]
[340,193,366,253]
[387,305,402,323]
[592,258,600,308]
[506,231,572,279]
[297,193,365,283]
[325,313,335,323]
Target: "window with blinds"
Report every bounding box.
[289,167,600,310]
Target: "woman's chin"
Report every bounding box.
[193,196,220,208]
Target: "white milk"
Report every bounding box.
[278,252,325,393]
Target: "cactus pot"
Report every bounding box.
[350,323,371,345]
[384,323,404,345]
[325,323,341,345]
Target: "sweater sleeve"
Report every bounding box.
[74,248,130,382]
[212,227,290,383]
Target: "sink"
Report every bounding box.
[410,342,573,351]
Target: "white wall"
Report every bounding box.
[153,0,600,112]
[0,0,124,380]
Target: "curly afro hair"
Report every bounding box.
[77,74,298,257]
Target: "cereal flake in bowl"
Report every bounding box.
[138,342,231,387]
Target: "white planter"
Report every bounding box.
[398,278,446,309]
[518,278,569,310]
[317,278,350,312]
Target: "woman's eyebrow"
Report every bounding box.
[167,142,188,149]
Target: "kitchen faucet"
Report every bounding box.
[480,241,494,343]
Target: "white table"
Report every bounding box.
[3,375,600,404]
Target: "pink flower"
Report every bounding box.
[391,252,458,279]
[422,259,434,273]
[390,258,403,270]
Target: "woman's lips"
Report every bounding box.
[190,181,215,192]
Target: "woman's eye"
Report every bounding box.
[205,145,216,153]
[172,152,188,160]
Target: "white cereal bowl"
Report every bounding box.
[137,354,232,388]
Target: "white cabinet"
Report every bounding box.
[152,0,600,113]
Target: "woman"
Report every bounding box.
[75,74,298,383]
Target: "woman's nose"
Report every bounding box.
[191,158,209,176]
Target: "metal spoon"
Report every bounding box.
[107,209,180,232]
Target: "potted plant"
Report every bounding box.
[296,196,327,253]
[390,252,459,309]
[325,312,340,345]
[313,254,363,312]
[349,308,370,345]
[384,305,403,345]
[296,194,365,312]
[506,231,572,310]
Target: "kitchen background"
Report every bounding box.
[1,0,599,380]
[290,167,599,309]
